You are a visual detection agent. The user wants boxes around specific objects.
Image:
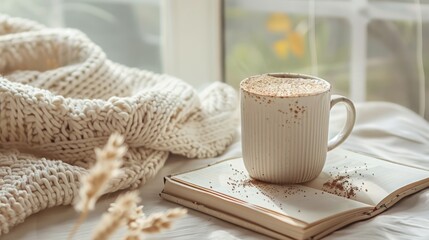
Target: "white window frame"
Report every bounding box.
[162,0,428,105]
[161,0,222,88]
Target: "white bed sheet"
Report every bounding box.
[3,102,429,240]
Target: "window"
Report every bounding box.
[0,0,161,72]
[224,8,351,97]
[224,0,429,119]
[1,0,428,119]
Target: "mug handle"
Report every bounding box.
[327,95,356,151]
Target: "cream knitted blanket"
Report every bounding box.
[0,15,238,235]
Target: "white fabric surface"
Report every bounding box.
[3,102,429,240]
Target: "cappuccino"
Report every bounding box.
[240,73,330,97]
[240,73,355,183]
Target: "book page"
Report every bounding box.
[304,149,429,206]
[173,158,371,225]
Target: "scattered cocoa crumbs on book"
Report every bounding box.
[224,166,309,209]
[220,161,375,210]
[322,161,375,199]
[323,175,358,198]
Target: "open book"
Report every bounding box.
[160,149,429,240]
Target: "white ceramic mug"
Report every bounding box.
[240,73,356,184]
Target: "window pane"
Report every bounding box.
[0,0,162,73]
[366,19,429,119]
[0,0,57,25]
[224,3,350,96]
[64,0,161,72]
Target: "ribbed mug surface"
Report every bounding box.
[240,74,331,184]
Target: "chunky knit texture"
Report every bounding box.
[0,15,238,235]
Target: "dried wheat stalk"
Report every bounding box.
[67,133,187,240]
[123,207,188,239]
[92,191,141,240]
[141,208,188,233]
[75,133,127,212]
[68,133,127,240]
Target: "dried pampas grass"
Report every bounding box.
[140,208,188,233]
[68,133,127,240]
[92,191,140,240]
[75,133,127,212]
[124,208,187,239]
[94,191,187,240]
[67,133,187,240]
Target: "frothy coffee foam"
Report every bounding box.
[241,74,330,97]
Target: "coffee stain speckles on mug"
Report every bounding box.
[278,109,288,115]
[288,102,307,120]
[280,119,292,128]
[278,101,307,127]
[245,92,277,105]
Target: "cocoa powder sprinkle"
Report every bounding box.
[321,162,374,199]
[241,74,330,97]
